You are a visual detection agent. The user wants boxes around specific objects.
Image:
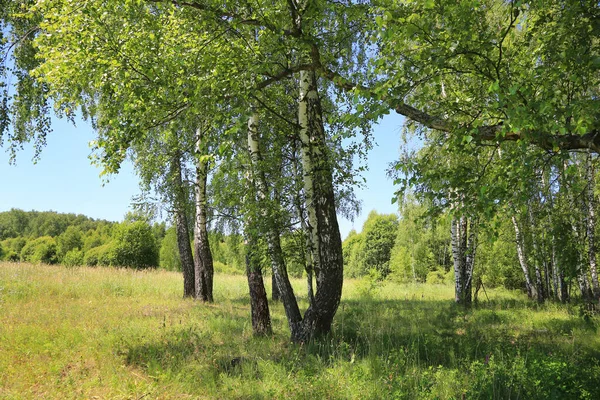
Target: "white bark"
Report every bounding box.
[586,155,600,299]
[298,70,321,275]
[511,215,537,299]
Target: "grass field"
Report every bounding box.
[1,262,599,399]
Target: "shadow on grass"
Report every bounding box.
[122,296,600,399]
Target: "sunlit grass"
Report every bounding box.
[1,262,598,399]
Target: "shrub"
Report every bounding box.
[426,269,447,284]
[83,243,115,266]
[111,221,159,269]
[56,226,83,261]
[213,260,244,275]
[20,236,58,264]
[159,227,181,271]
[1,237,27,255]
[4,250,19,262]
[63,249,84,267]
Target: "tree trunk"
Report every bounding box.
[194,127,214,302]
[511,214,537,300]
[292,141,315,307]
[171,153,195,298]
[293,70,344,342]
[271,273,281,301]
[451,216,477,305]
[527,206,545,303]
[586,155,600,299]
[247,111,303,331]
[245,237,272,336]
[545,171,568,302]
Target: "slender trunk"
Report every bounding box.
[511,214,537,299]
[586,155,600,299]
[451,217,464,304]
[292,142,315,306]
[295,70,344,342]
[527,206,545,302]
[247,111,303,330]
[571,219,591,300]
[451,216,477,305]
[171,153,195,298]
[464,219,478,303]
[194,128,214,302]
[271,273,281,301]
[245,236,272,336]
[547,170,569,302]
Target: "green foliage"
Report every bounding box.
[83,243,115,267]
[159,227,181,272]
[361,211,398,277]
[62,249,84,267]
[19,236,58,264]
[280,231,307,278]
[111,221,159,269]
[0,209,115,241]
[56,225,83,261]
[210,233,245,274]
[342,230,365,278]
[1,236,27,255]
[389,200,451,283]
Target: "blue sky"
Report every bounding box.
[0,113,406,239]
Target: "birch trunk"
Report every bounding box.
[247,112,302,330]
[292,142,315,306]
[465,220,478,304]
[171,153,195,298]
[451,217,465,304]
[545,171,568,302]
[527,206,545,302]
[193,128,214,302]
[245,236,272,335]
[511,215,537,299]
[586,155,600,299]
[295,70,343,342]
[451,216,477,305]
[572,221,592,300]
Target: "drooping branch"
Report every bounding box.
[318,65,600,154]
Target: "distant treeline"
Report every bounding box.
[0,209,252,273]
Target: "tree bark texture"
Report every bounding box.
[586,155,600,299]
[247,112,302,332]
[527,206,545,302]
[194,128,214,302]
[511,215,537,300]
[451,216,477,305]
[171,153,195,298]
[294,70,344,341]
[245,239,272,336]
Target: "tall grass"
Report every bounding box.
[1,262,598,399]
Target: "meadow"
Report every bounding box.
[1,262,599,399]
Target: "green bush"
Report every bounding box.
[213,260,244,275]
[83,243,115,266]
[1,237,27,255]
[159,227,181,271]
[111,221,159,269]
[20,236,58,264]
[63,249,84,267]
[3,250,19,261]
[56,226,83,261]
